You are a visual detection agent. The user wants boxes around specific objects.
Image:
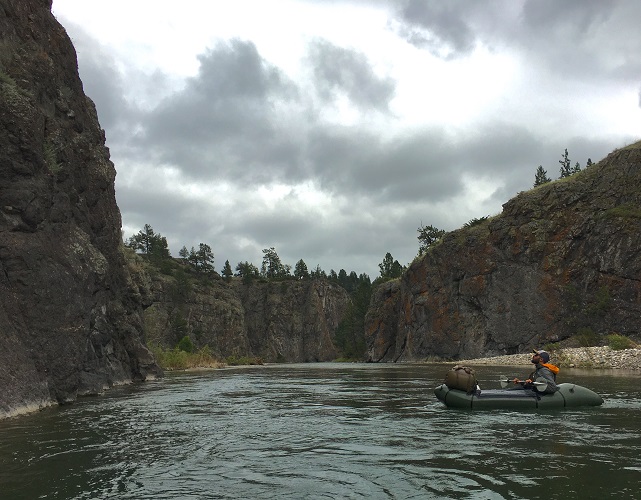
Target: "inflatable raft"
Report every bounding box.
[434,383,604,409]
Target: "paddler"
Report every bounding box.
[513,349,559,393]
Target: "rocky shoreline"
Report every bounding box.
[453,347,641,370]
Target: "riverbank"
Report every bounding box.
[453,347,641,370]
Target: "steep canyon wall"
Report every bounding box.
[129,260,350,363]
[365,144,641,361]
[0,0,160,418]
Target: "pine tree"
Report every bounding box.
[294,259,309,279]
[310,264,326,279]
[559,148,572,178]
[378,252,404,279]
[222,260,233,282]
[126,224,170,259]
[417,224,446,255]
[188,243,214,273]
[261,247,288,278]
[534,165,551,187]
[235,261,259,283]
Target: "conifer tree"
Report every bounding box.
[261,247,288,278]
[188,243,214,273]
[222,260,233,282]
[559,148,572,178]
[417,224,446,255]
[235,261,259,283]
[294,259,309,279]
[534,165,551,187]
[126,224,170,259]
[378,252,403,279]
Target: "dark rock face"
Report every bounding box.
[134,261,350,363]
[236,279,348,362]
[1,0,160,418]
[366,144,641,361]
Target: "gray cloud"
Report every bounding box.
[139,39,306,183]
[396,0,479,58]
[54,2,639,278]
[307,39,396,112]
[394,0,641,83]
[61,21,131,133]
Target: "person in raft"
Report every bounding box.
[513,349,559,393]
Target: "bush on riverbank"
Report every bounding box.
[225,355,264,366]
[606,333,636,350]
[545,332,638,353]
[150,343,224,370]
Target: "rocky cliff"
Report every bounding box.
[365,142,641,361]
[128,255,350,363]
[0,0,160,418]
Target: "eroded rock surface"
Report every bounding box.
[1,0,160,418]
[366,144,641,361]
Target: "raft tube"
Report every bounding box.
[434,383,604,409]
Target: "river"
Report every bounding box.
[1,363,640,499]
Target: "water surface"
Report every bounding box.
[1,364,640,499]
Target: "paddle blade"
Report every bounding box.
[534,378,548,393]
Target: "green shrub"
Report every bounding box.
[604,204,641,220]
[586,286,611,316]
[150,343,223,370]
[170,312,189,341]
[177,335,194,353]
[463,216,489,228]
[225,354,264,366]
[150,345,189,370]
[43,141,61,173]
[606,334,635,351]
[575,327,600,347]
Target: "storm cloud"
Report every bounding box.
[53,0,640,277]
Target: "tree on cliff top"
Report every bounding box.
[559,148,572,178]
[126,224,170,259]
[235,261,260,283]
[534,165,551,187]
[294,259,309,279]
[222,260,233,282]
[417,223,445,255]
[378,252,404,280]
[188,243,215,274]
[261,247,290,278]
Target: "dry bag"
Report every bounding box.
[444,365,478,394]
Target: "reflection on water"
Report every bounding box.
[1,364,640,499]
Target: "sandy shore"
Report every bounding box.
[453,347,641,370]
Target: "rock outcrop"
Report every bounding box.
[366,143,641,361]
[0,0,161,418]
[130,256,350,363]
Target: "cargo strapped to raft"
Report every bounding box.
[444,365,478,394]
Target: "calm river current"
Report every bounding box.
[1,363,640,499]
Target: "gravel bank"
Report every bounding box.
[454,347,641,370]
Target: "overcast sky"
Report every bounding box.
[51,0,641,278]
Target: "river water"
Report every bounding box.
[1,363,640,499]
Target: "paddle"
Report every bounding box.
[499,378,548,392]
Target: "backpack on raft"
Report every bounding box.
[444,365,479,394]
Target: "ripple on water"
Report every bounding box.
[2,364,641,499]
